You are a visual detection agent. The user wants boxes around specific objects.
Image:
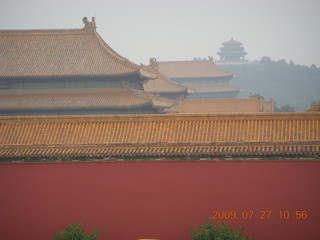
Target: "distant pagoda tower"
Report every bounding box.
[217,38,247,62]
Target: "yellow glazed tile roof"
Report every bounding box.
[158,60,234,79]
[144,69,188,94]
[0,113,319,158]
[0,88,174,110]
[179,98,275,113]
[0,19,157,79]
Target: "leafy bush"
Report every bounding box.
[53,223,100,240]
[190,218,251,240]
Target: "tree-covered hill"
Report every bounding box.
[218,57,320,111]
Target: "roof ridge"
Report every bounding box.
[0,28,90,36]
[0,88,131,95]
[92,30,140,71]
[159,60,213,64]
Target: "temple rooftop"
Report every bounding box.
[0,17,157,80]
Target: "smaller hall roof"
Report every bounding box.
[158,59,234,79]
[0,88,174,111]
[143,59,190,94]
[178,98,274,113]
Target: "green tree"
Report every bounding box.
[53,223,100,240]
[190,218,251,240]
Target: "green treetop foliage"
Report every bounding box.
[218,57,320,111]
[190,218,251,240]
[53,223,100,240]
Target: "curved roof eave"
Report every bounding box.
[93,29,157,80]
[139,68,158,80]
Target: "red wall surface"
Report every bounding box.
[0,161,319,240]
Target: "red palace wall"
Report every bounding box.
[0,161,319,240]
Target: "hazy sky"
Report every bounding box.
[1,0,320,66]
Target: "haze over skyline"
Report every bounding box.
[1,0,320,67]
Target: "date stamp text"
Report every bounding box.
[211,210,308,220]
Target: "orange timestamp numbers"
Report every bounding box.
[212,210,308,220]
